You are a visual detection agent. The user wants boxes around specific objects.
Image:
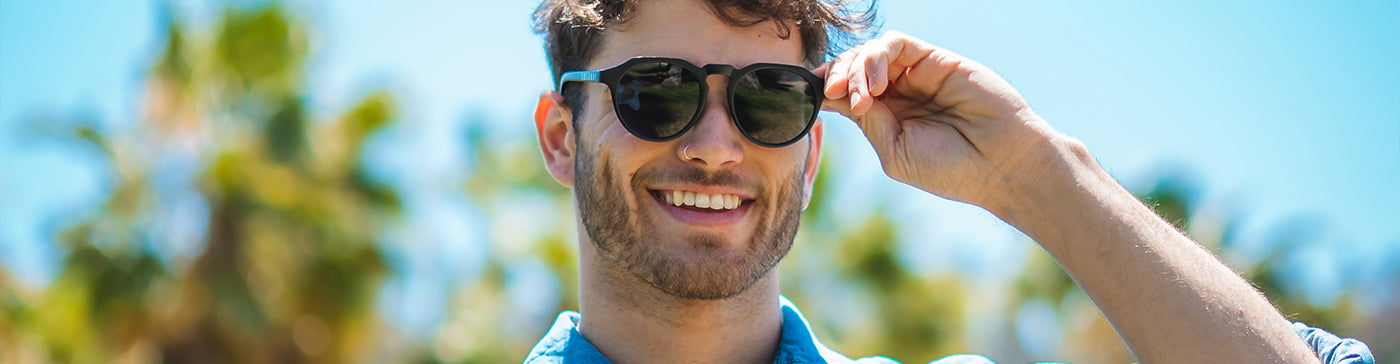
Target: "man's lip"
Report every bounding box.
[647,190,751,227]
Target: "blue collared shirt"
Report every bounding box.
[522,296,1373,364]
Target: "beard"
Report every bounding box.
[574,144,805,300]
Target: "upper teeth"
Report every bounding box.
[663,190,742,210]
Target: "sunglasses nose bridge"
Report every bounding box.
[675,74,746,168]
[701,64,736,77]
[699,65,736,102]
[696,75,738,130]
[697,64,739,123]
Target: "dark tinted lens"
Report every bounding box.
[731,68,816,145]
[614,62,702,140]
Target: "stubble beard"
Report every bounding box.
[575,144,804,300]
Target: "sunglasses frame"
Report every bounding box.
[558,57,825,147]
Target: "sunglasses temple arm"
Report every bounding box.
[557,71,601,90]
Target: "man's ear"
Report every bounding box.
[536,91,576,187]
[801,118,823,210]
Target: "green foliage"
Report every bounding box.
[216,5,304,96]
[3,4,399,363]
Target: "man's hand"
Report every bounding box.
[815,30,1058,212]
[819,31,1325,363]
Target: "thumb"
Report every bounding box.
[823,97,900,158]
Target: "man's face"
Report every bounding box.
[565,0,821,300]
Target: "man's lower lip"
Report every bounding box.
[650,192,750,227]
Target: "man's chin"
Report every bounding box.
[655,230,750,251]
[633,241,769,300]
[637,263,760,301]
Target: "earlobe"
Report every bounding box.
[801,119,824,209]
[536,91,576,187]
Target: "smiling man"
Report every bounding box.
[524,0,1373,363]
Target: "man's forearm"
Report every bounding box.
[987,133,1320,363]
[816,29,1333,362]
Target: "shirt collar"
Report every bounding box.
[522,296,854,364]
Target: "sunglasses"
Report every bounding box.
[558,57,825,147]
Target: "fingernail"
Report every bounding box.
[851,93,863,114]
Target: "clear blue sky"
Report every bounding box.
[3,0,1397,336]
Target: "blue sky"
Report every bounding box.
[2,0,1397,337]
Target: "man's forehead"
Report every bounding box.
[587,0,806,70]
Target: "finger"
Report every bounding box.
[849,33,917,115]
[884,32,974,101]
[863,48,891,98]
[824,46,859,99]
[854,31,949,101]
[821,96,896,148]
[844,33,903,100]
[878,31,938,70]
[883,39,915,89]
[847,51,871,115]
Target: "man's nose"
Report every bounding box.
[676,75,745,168]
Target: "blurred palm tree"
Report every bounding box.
[3,4,400,364]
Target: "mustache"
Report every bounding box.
[633,164,760,193]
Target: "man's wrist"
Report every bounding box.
[983,130,1131,247]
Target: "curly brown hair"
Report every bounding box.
[532,0,877,120]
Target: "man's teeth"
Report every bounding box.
[663,190,742,210]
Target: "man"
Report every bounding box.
[525,0,1374,363]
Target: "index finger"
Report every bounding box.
[865,31,935,95]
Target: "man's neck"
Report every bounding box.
[576,244,783,364]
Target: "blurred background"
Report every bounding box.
[1,0,1396,363]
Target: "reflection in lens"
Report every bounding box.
[732,68,814,145]
[615,62,701,140]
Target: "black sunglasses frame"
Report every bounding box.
[557,57,825,147]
